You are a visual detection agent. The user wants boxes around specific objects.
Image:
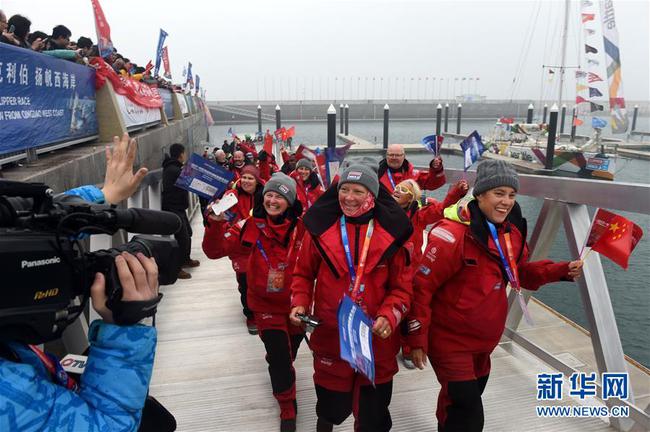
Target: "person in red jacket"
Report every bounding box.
[378,144,446,193]
[202,172,305,432]
[391,178,469,369]
[290,163,414,432]
[290,158,325,213]
[210,164,264,334]
[406,160,584,432]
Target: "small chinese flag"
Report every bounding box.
[573,118,584,127]
[274,127,287,141]
[264,130,274,154]
[586,209,644,269]
[286,126,296,139]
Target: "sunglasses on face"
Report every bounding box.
[395,186,413,195]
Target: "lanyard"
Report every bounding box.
[28,344,78,392]
[340,216,375,301]
[487,222,533,324]
[255,228,297,270]
[386,169,396,190]
[486,221,519,290]
[305,186,311,208]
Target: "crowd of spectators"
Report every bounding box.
[0,9,181,90]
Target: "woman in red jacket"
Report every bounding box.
[203,173,304,432]
[290,158,325,213]
[215,165,264,334]
[406,160,583,432]
[290,163,414,432]
[392,178,468,369]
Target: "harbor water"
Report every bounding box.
[210,119,650,367]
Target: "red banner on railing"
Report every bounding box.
[90,57,162,108]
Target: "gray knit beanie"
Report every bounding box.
[263,172,297,205]
[338,163,380,197]
[295,158,313,170]
[472,159,519,197]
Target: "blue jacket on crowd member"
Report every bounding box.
[0,321,156,431]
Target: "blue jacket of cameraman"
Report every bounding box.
[0,320,157,431]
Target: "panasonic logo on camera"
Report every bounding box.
[21,256,61,269]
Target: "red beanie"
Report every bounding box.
[240,165,262,184]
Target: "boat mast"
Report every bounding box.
[557,0,571,108]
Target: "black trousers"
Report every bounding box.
[315,381,393,432]
[259,329,304,419]
[165,209,192,264]
[198,197,210,226]
[438,375,489,432]
[235,272,254,320]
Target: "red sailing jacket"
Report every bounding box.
[203,214,305,314]
[228,165,245,186]
[290,184,414,365]
[406,201,570,355]
[203,185,264,273]
[404,182,469,262]
[378,159,446,193]
[258,157,280,181]
[289,171,324,213]
[291,219,412,362]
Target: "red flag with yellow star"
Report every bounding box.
[586,209,644,269]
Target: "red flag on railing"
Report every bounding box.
[585,209,644,269]
[573,118,584,127]
[286,126,295,139]
[90,0,114,58]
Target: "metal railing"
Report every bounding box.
[210,104,274,122]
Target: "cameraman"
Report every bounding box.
[0,133,161,431]
[0,253,160,431]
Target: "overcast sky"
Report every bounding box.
[2,0,648,102]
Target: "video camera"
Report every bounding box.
[0,179,183,344]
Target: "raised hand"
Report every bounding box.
[101,133,148,204]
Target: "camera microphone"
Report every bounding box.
[103,208,182,235]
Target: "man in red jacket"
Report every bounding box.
[407,160,583,431]
[378,144,446,193]
[290,163,413,432]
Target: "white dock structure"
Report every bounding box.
[147,214,647,431]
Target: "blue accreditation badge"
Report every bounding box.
[337,294,375,384]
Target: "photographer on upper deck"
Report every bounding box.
[0,134,164,432]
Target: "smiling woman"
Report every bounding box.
[290,161,414,432]
[202,171,305,432]
[406,159,584,432]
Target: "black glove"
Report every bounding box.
[110,294,164,325]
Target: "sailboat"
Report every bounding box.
[485,0,628,181]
